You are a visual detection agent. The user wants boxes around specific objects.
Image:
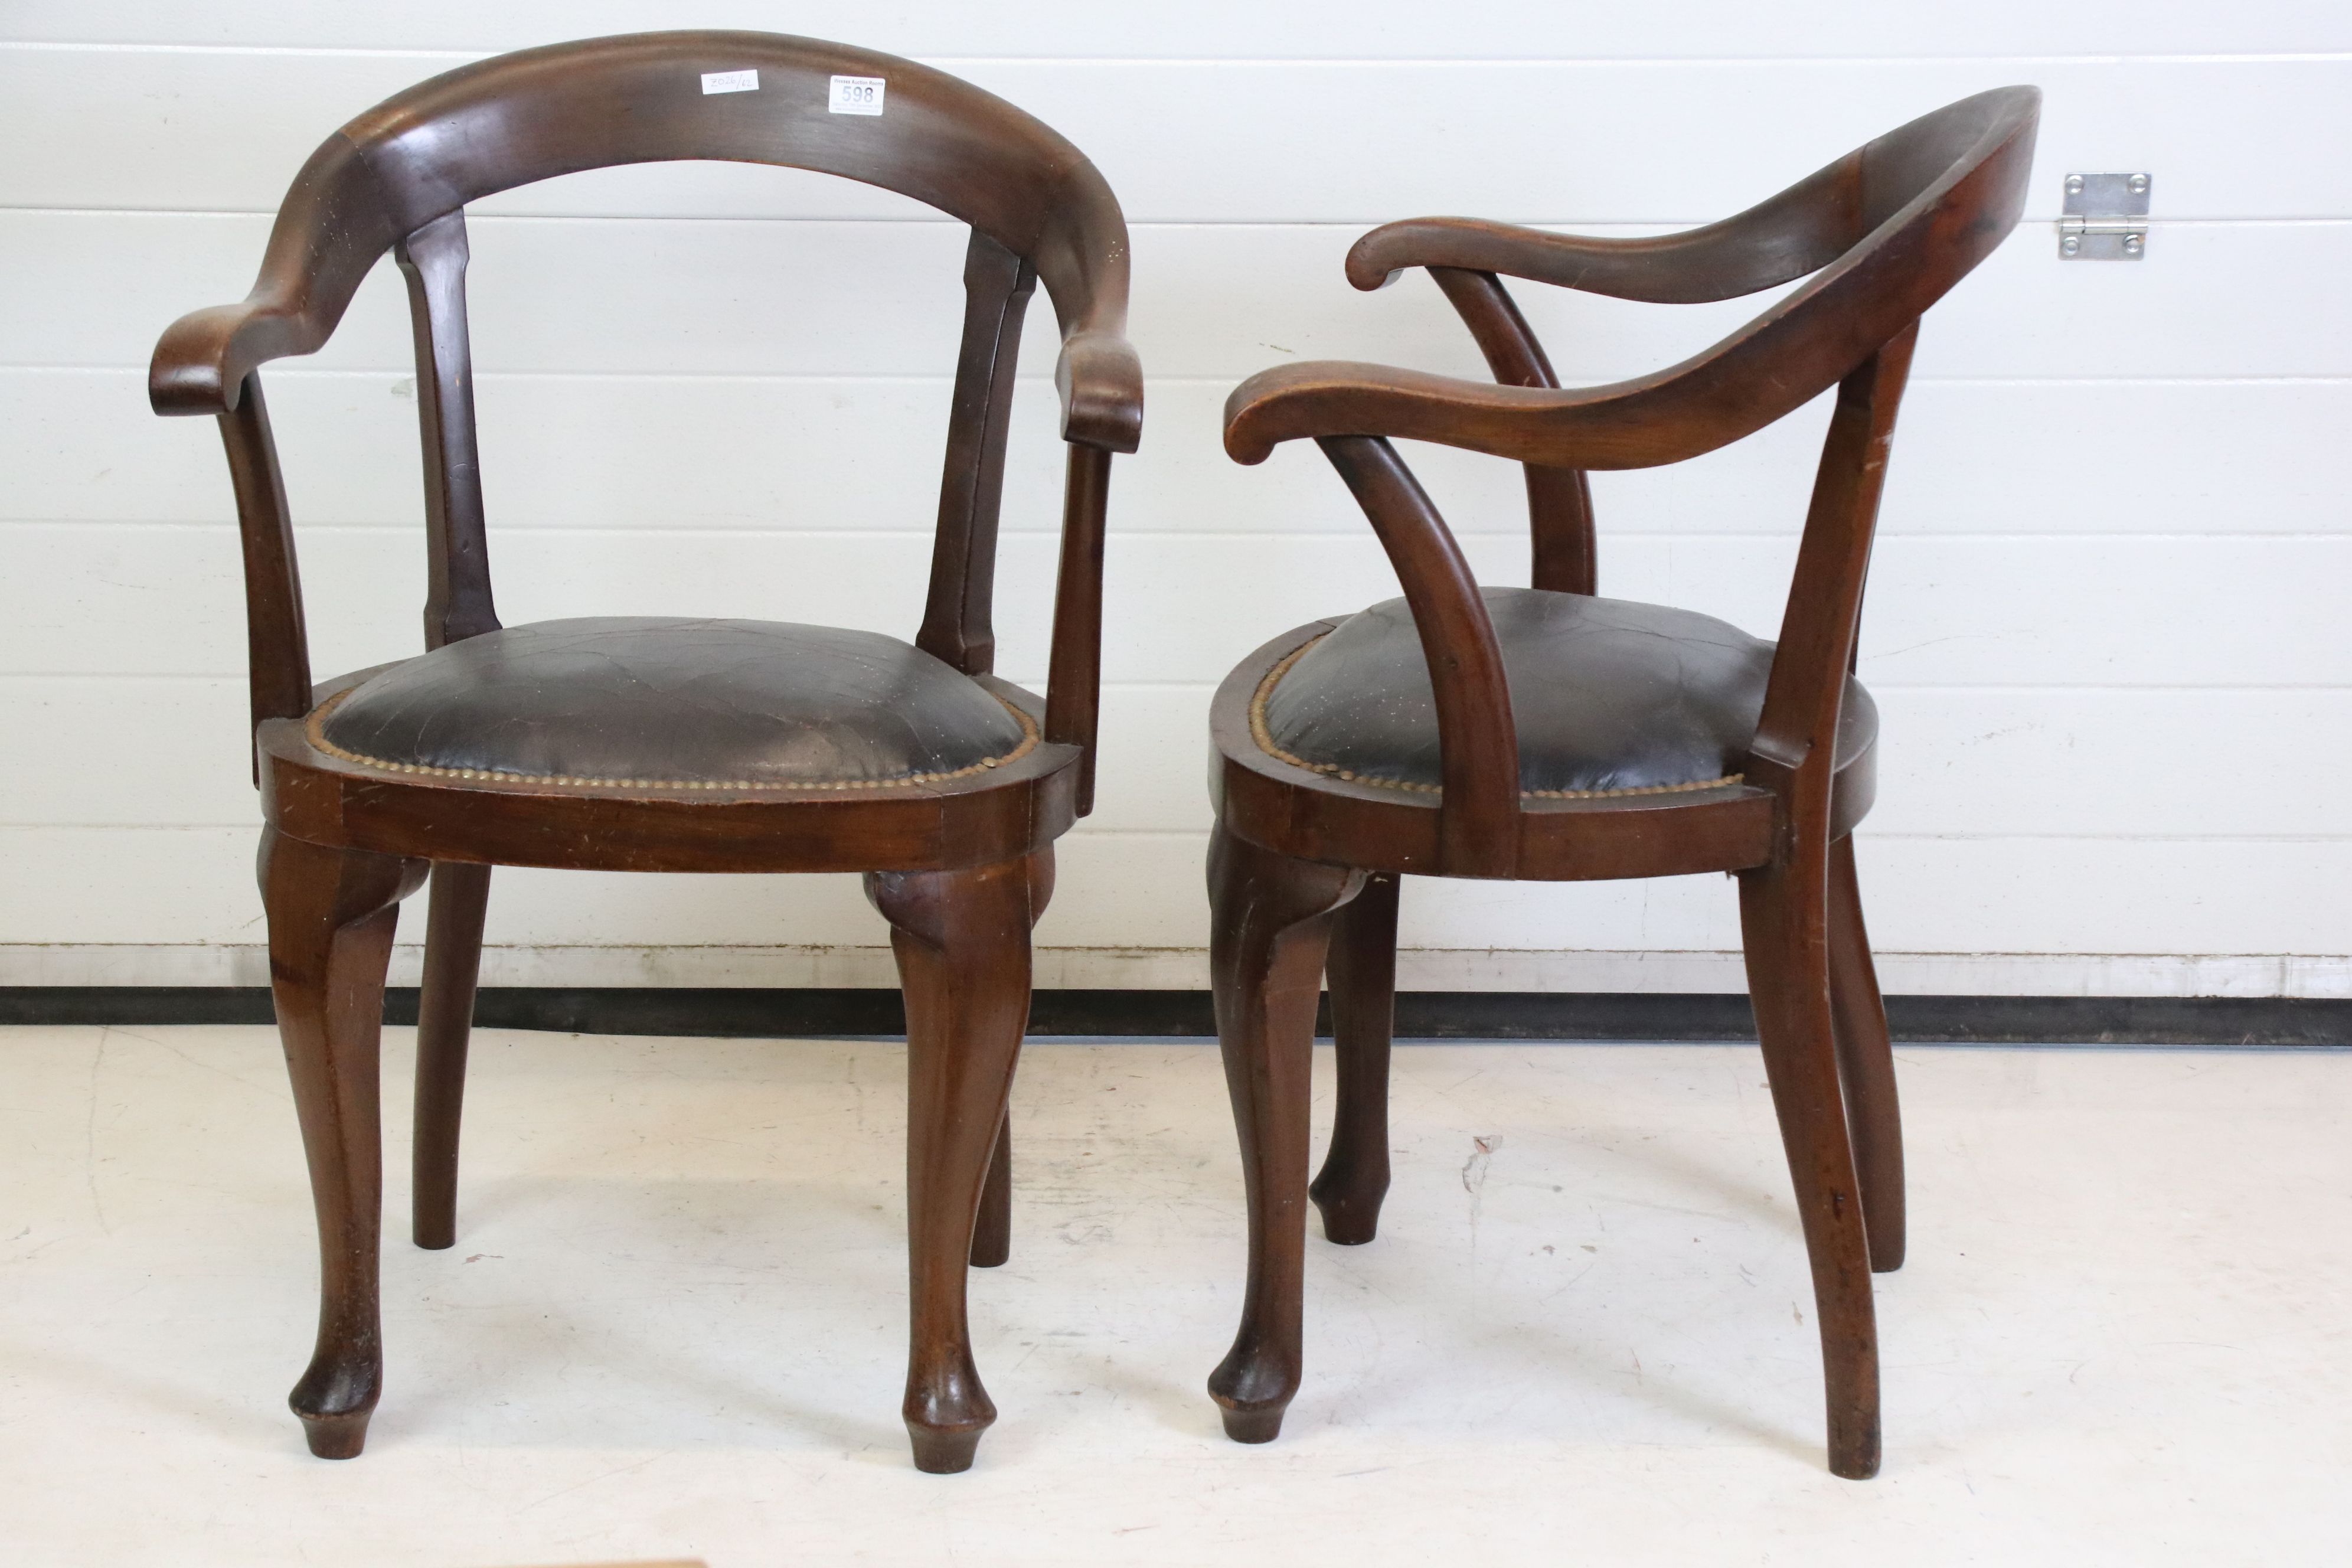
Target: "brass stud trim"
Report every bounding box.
[304,688,1039,794]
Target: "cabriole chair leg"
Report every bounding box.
[260,828,427,1459]
[868,851,1046,1474]
[1206,825,1366,1443]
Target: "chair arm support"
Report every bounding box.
[1344,155,1863,305]
[1746,323,1917,819]
[215,375,316,770]
[1043,442,1115,814]
[1315,437,1520,876]
[1054,329,1144,453]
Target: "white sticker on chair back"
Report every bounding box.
[828,76,886,115]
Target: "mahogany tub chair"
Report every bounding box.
[1203,87,2038,1477]
[148,32,1139,1473]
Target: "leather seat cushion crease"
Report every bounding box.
[1255,587,1876,798]
[312,616,1034,789]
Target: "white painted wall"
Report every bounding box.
[4,2,2347,997]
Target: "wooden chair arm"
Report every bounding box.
[150,299,318,416]
[1224,358,1698,471]
[1264,93,2034,474]
[159,283,1144,452]
[149,130,386,417]
[1344,153,1863,306]
[1227,207,1942,473]
[1053,329,1144,453]
[1237,95,2030,476]
[1033,154,1141,453]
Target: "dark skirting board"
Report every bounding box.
[3,988,2344,1046]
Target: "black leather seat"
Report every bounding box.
[1255,588,1875,798]
[312,616,1034,790]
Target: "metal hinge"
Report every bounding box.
[2060,172,2150,259]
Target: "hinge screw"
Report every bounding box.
[2123,233,2144,256]
[2065,174,2085,195]
[2128,174,2149,195]
[2061,234,2081,256]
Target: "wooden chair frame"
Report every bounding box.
[1204,87,2039,1478]
[150,32,1140,1474]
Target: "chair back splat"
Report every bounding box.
[392,210,495,650]
[922,231,1039,678]
[1421,266,1596,595]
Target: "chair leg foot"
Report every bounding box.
[296,1407,373,1461]
[1311,872,1399,1247]
[1305,1192,1383,1247]
[1218,1404,1287,1445]
[906,1420,987,1475]
[1205,825,1366,1446]
[1830,1427,1882,1481]
[1740,849,1883,1479]
[289,1337,384,1458]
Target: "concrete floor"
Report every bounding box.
[2,1025,2347,1566]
